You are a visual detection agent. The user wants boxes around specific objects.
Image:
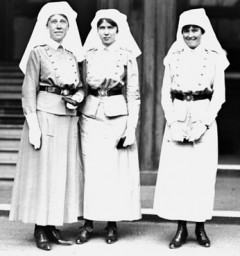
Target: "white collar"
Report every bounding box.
[46,38,65,50]
[98,41,120,52]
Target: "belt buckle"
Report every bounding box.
[61,89,70,96]
[185,94,193,101]
[98,90,107,97]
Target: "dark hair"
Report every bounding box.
[182,25,205,34]
[97,18,119,32]
[46,14,69,27]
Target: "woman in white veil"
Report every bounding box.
[154,8,229,249]
[9,2,85,251]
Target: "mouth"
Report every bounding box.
[54,31,63,35]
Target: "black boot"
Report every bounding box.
[76,219,93,244]
[195,222,210,247]
[105,221,118,244]
[34,225,51,251]
[47,225,72,245]
[169,221,188,249]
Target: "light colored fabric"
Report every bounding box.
[80,103,141,221]
[81,44,140,129]
[22,44,82,115]
[19,1,84,74]
[153,8,227,222]
[83,9,141,58]
[164,8,229,70]
[154,121,218,222]
[162,43,225,127]
[25,113,41,150]
[10,111,83,225]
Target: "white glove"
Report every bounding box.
[170,121,185,142]
[123,127,136,147]
[25,113,41,150]
[188,122,207,142]
[66,92,84,110]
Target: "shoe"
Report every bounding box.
[76,227,93,244]
[195,223,211,247]
[105,226,118,244]
[34,226,51,251]
[47,226,72,245]
[169,222,188,249]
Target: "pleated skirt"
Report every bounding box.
[80,102,141,221]
[9,110,84,225]
[154,121,218,222]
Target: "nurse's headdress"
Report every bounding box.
[19,1,84,74]
[83,9,141,58]
[165,8,229,70]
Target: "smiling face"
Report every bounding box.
[97,19,118,46]
[47,14,69,43]
[182,25,204,49]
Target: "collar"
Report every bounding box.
[46,38,65,50]
[98,41,120,52]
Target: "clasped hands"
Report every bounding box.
[170,121,207,142]
[65,93,84,110]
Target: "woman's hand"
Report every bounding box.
[170,121,185,142]
[122,127,136,147]
[25,113,42,150]
[188,121,207,142]
[66,93,84,110]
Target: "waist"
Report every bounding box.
[171,90,213,102]
[39,86,76,96]
[88,87,123,97]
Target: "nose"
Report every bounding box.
[104,28,109,35]
[56,22,62,28]
[187,31,194,37]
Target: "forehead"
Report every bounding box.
[99,19,113,26]
[48,14,68,21]
[182,25,201,31]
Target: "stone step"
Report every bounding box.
[0,139,20,150]
[0,108,23,115]
[0,162,16,179]
[0,70,23,77]
[0,78,23,85]
[0,93,21,99]
[0,99,21,106]
[0,151,18,162]
[0,126,23,137]
[0,85,21,92]
[0,114,24,125]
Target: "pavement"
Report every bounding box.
[0,214,240,256]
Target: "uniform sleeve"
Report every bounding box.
[202,54,226,126]
[73,60,86,99]
[126,53,140,129]
[161,64,176,125]
[22,49,40,115]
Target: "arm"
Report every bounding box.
[161,64,176,126]
[202,54,226,127]
[123,53,140,147]
[22,49,42,149]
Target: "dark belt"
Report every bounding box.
[39,86,75,96]
[88,87,122,97]
[171,90,212,102]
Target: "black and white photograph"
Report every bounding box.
[0,0,240,255]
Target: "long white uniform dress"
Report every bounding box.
[80,43,141,221]
[154,44,226,222]
[10,40,84,225]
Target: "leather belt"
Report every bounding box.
[171,90,212,102]
[88,87,122,97]
[39,86,75,96]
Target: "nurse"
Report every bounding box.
[154,8,229,249]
